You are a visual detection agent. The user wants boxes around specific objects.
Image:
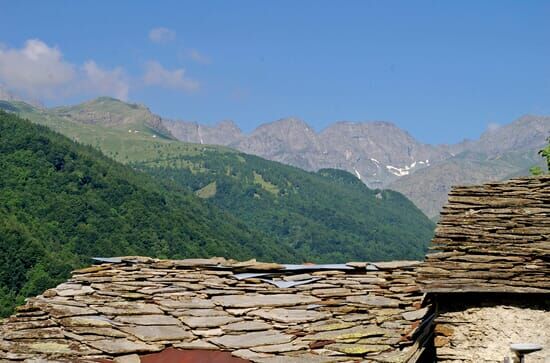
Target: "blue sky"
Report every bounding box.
[0,1,549,144]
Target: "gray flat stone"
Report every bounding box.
[155,298,215,309]
[42,304,97,318]
[182,316,241,328]
[305,326,389,341]
[192,328,224,337]
[24,339,101,355]
[59,316,113,327]
[250,342,308,353]
[372,260,422,269]
[402,307,429,321]
[209,331,293,349]
[120,325,194,342]
[249,308,331,324]
[231,349,272,360]
[3,327,65,340]
[173,340,219,350]
[115,314,181,326]
[69,326,128,337]
[346,295,401,307]
[212,294,320,308]
[86,338,163,354]
[222,320,271,332]
[93,302,164,315]
[172,309,228,317]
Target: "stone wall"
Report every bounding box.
[419,175,550,294]
[434,294,550,363]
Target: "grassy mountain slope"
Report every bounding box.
[137,154,435,263]
[1,98,435,262]
[0,110,296,316]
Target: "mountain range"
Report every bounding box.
[1,94,548,219]
[165,115,549,218]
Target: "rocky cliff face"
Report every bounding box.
[164,119,243,145]
[165,115,550,218]
[165,118,452,189]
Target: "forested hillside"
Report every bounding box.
[0,100,435,264]
[135,151,435,263]
[0,111,294,316]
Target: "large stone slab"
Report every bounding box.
[402,307,429,321]
[86,338,163,354]
[249,308,331,324]
[181,316,242,328]
[222,320,271,332]
[155,298,215,309]
[172,309,228,317]
[8,339,102,355]
[92,302,163,315]
[210,331,293,349]
[305,326,389,341]
[250,342,308,353]
[59,315,113,327]
[372,261,422,269]
[120,325,194,342]
[115,314,181,326]
[69,326,128,337]
[42,304,97,318]
[326,343,391,354]
[346,295,401,307]
[55,285,94,297]
[173,340,219,350]
[212,294,320,308]
[3,327,65,340]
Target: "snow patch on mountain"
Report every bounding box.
[385,160,428,177]
[386,165,410,176]
[353,168,361,180]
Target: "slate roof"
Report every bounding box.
[418,175,550,293]
[0,257,433,362]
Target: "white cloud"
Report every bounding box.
[0,39,131,101]
[0,39,76,99]
[188,49,211,64]
[149,27,176,43]
[82,61,129,101]
[0,39,202,102]
[143,61,199,92]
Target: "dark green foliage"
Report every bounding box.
[135,151,435,264]
[531,136,550,175]
[0,111,294,316]
[540,137,550,171]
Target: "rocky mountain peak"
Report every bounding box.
[473,115,550,155]
[252,117,313,135]
[216,120,241,132]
